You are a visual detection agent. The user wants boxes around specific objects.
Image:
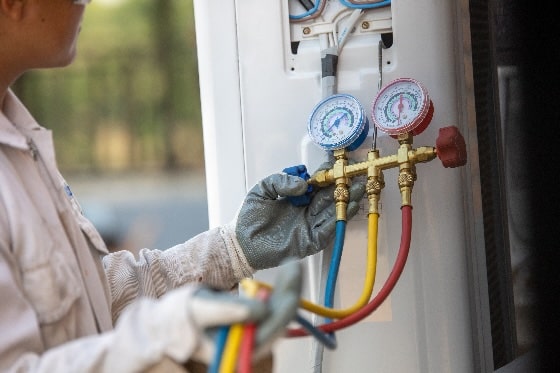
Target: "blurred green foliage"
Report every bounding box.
[12,0,203,173]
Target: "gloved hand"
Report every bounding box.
[236,165,365,270]
[107,261,302,370]
[190,259,303,364]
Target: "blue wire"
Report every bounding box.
[296,313,337,349]
[339,0,391,9]
[324,220,346,323]
[289,0,321,20]
[208,326,230,373]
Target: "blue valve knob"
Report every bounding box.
[283,164,314,206]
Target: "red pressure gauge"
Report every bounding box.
[371,78,434,136]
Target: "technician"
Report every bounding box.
[0,1,364,372]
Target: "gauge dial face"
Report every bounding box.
[308,94,366,151]
[371,78,432,135]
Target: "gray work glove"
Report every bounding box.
[109,261,302,370]
[236,166,365,270]
[190,259,303,364]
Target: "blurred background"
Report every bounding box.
[12,0,209,254]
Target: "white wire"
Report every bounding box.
[337,9,364,53]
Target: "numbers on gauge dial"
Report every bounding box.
[308,94,366,150]
[372,78,433,136]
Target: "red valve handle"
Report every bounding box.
[436,126,467,168]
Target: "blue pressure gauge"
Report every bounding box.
[308,94,369,151]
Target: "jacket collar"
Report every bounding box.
[0,90,42,151]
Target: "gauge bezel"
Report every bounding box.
[307,93,367,151]
[371,77,432,136]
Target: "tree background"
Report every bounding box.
[12,0,203,174]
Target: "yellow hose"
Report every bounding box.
[219,324,243,372]
[243,213,379,319]
[219,280,262,372]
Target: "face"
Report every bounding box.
[23,0,88,68]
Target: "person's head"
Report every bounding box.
[0,0,90,91]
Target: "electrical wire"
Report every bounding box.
[336,9,364,52]
[292,0,328,23]
[287,205,412,337]
[289,0,325,21]
[330,6,356,25]
[373,39,386,150]
[339,0,391,9]
[299,0,315,11]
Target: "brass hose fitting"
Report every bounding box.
[398,164,416,207]
[366,149,385,215]
[307,126,466,211]
[396,133,416,207]
[333,149,350,221]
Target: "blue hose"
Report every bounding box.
[209,326,230,373]
[324,220,346,320]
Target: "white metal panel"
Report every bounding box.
[194,0,482,371]
[193,1,247,227]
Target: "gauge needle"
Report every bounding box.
[327,113,346,132]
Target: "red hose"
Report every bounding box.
[237,324,256,373]
[238,288,270,371]
[286,205,413,337]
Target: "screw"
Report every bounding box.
[303,27,311,35]
[361,21,369,30]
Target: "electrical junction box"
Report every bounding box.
[193,1,488,372]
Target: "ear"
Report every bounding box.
[0,0,24,21]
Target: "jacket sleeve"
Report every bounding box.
[0,277,206,373]
[0,200,200,372]
[103,221,255,322]
[0,211,250,372]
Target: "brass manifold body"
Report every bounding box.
[308,132,438,220]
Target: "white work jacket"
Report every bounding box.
[0,90,254,372]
